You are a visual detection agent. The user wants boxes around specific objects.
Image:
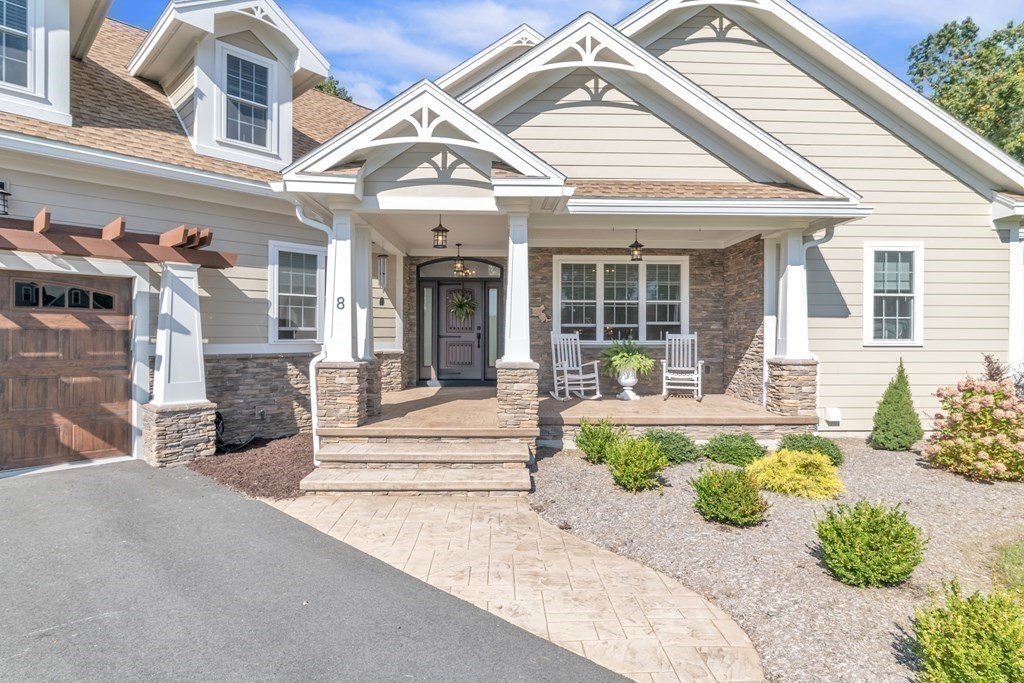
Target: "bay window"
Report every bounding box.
[554,256,689,343]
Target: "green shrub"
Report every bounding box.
[703,433,767,466]
[815,500,926,587]
[746,449,844,499]
[778,433,844,466]
[871,359,924,451]
[576,418,626,465]
[645,430,702,465]
[914,580,1024,683]
[607,437,669,493]
[690,467,768,527]
[923,377,1024,481]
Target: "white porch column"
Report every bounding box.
[152,262,207,406]
[762,237,780,405]
[776,230,811,360]
[324,209,357,362]
[503,212,532,362]
[354,225,374,361]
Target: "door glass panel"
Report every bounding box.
[92,292,114,310]
[488,286,498,367]
[68,288,90,309]
[14,281,38,307]
[422,286,433,367]
[42,284,66,307]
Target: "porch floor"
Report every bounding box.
[343,387,816,431]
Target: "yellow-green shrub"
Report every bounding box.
[607,437,668,493]
[576,418,626,465]
[746,449,844,499]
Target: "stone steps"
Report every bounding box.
[300,466,532,495]
[318,442,531,465]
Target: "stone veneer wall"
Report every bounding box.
[766,358,818,417]
[317,362,371,428]
[142,402,217,466]
[723,238,765,404]
[205,354,313,443]
[496,362,540,428]
[529,248,730,396]
[376,350,405,393]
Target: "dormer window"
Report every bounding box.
[225,53,269,148]
[0,0,28,88]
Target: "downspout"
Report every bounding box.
[291,203,334,462]
[802,225,836,425]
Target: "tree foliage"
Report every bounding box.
[870,359,924,451]
[909,19,1024,161]
[315,75,353,102]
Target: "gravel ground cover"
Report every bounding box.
[530,440,1024,683]
[187,434,313,500]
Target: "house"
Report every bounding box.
[1,0,1021,492]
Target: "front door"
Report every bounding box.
[438,282,483,380]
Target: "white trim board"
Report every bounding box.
[0,251,152,461]
[1010,226,1023,368]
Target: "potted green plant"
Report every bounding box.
[601,338,656,401]
[449,291,477,321]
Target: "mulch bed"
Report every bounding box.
[187,433,314,500]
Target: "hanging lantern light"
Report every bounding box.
[453,243,466,276]
[629,229,644,262]
[431,214,449,249]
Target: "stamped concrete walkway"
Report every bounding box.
[274,496,764,683]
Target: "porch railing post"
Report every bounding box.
[503,211,532,363]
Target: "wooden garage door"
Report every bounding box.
[0,272,133,471]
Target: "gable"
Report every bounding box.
[646,8,987,205]
[496,68,750,182]
[362,144,492,198]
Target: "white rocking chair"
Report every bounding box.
[662,333,704,401]
[550,332,602,401]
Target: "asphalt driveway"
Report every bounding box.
[0,461,620,682]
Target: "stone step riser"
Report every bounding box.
[321,437,535,446]
[305,491,528,498]
[319,462,529,470]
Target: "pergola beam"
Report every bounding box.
[32,208,51,234]
[102,217,126,241]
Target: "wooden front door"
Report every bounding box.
[438,282,484,380]
[0,272,133,471]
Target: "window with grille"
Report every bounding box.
[270,243,325,342]
[555,258,688,343]
[864,243,924,345]
[225,53,269,148]
[0,0,28,88]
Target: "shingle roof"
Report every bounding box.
[567,180,827,200]
[0,19,371,183]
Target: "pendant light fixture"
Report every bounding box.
[431,214,449,249]
[629,229,644,262]
[453,243,466,276]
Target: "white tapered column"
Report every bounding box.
[152,262,207,406]
[503,212,532,362]
[324,209,357,362]
[776,230,811,360]
[354,225,374,361]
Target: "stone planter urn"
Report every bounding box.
[616,368,640,401]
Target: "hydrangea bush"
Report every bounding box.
[923,378,1024,481]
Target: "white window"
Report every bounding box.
[553,256,689,343]
[0,0,28,88]
[863,242,924,346]
[269,242,326,343]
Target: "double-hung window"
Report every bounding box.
[0,0,28,88]
[554,257,689,343]
[270,242,325,343]
[864,242,924,346]
[225,53,269,148]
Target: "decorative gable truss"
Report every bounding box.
[280,80,567,203]
[459,12,868,217]
[436,24,545,97]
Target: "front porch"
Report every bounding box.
[318,386,818,443]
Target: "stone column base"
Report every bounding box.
[365,359,382,418]
[376,350,405,394]
[142,401,217,467]
[766,358,818,417]
[317,361,373,428]
[497,361,540,429]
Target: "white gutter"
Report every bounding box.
[290,203,334,463]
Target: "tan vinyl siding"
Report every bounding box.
[496,69,749,181]
[2,165,326,347]
[372,252,398,344]
[363,144,492,198]
[651,9,1010,431]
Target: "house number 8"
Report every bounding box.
[336,297,346,310]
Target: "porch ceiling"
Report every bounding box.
[364,210,809,255]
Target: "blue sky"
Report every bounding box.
[109,0,1024,107]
